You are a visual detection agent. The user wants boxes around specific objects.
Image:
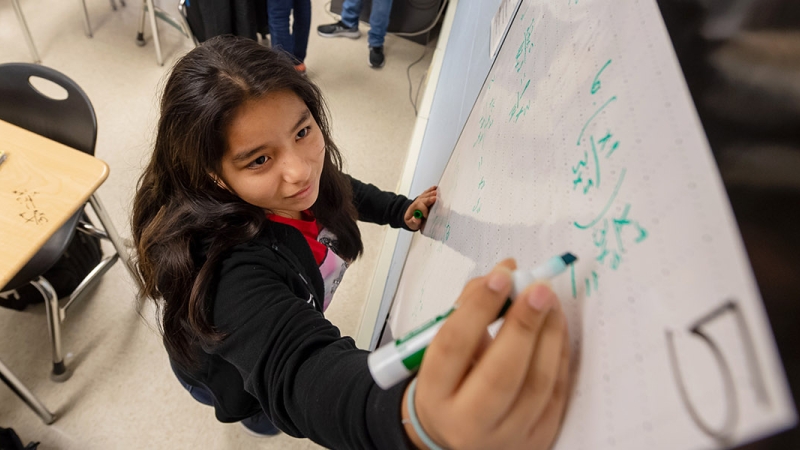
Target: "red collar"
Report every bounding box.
[268,211,327,265]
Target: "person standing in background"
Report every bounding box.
[317,0,392,68]
[268,0,312,74]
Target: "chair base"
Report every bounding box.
[51,361,73,382]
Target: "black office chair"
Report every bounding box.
[0,63,134,389]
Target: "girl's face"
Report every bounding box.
[218,90,325,220]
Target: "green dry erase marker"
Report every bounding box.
[368,252,578,389]
[413,209,424,220]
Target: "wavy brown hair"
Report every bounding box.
[132,36,363,367]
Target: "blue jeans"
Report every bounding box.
[268,0,311,63]
[340,0,394,47]
[172,368,276,432]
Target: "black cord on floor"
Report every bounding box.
[322,1,437,116]
[407,31,432,116]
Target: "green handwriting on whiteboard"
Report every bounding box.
[569,58,651,299]
[574,169,627,230]
[577,96,617,145]
[514,18,535,73]
[592,59,613,94]
[510,18,535,122]
[572,132,620,193]
[474,88,495,149]
[509,79,531,123]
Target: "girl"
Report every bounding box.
[132,35,571,449]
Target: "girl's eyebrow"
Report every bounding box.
[292,109,311,133]
[231,109,312,163]
[232,147,264,163]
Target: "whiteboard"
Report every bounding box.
[387,0,797,448]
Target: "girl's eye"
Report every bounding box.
[297,126,310,139]
[248,155,268,168]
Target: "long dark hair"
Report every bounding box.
[132,36,363,367]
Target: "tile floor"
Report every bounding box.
[0,0,433,447]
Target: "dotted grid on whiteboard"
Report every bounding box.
[387,0,795,449]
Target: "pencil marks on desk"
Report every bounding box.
[13,189,48,225]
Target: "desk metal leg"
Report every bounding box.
[11,0,41,64]
[145,0,163,65]
[32,277,72,382]
[0,358,56,424]
[89,195,140,288]
[79,0,93,37]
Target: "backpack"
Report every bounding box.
[0,427,38,450]
[0,229,102,311]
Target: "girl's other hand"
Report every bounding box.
[405,186,438,231]
[402,259,572,449]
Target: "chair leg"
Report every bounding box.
[31,277,72,382]
[10,0,41,64]
[145,0,164,65]
[0,358,56,424]
[88,194,140,289]
[79,0,93,38]
[135,0,147,47]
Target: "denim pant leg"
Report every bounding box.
[173,372,215,406]
[172,369,276,433]
[367,0,393,47]
[268,0,295,61]
[292,0,311,62]
[340,0,363,29]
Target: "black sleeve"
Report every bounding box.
[348,175,414,230]
[209,242,414,450]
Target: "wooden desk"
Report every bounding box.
[0,119,109,289]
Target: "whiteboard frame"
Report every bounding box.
[354,1,460,350]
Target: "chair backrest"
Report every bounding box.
[0,63,97,155]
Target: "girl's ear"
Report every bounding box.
[211,173,230,192]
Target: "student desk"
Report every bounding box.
[0,119,108,289]
[0,118,109,424]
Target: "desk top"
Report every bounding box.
[0,119,109,289]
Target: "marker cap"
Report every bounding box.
[368,344,411,390]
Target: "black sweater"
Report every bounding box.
[171,176,415,449]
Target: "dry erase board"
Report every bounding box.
[387,0,797,448]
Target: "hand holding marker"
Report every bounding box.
[405,186,437,231]
[369,252,578,389]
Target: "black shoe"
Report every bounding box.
[317,21,361,39]
[369,46,385,68]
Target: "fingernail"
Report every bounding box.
[487,269,511,293]
[526,283,555,311]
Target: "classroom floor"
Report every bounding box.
[0,0,433,447]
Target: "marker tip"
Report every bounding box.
[561,252,578,265]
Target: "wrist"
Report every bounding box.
[403,378,447,450]
[402,383,428,449]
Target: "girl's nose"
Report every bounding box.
[280,151,311,184]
